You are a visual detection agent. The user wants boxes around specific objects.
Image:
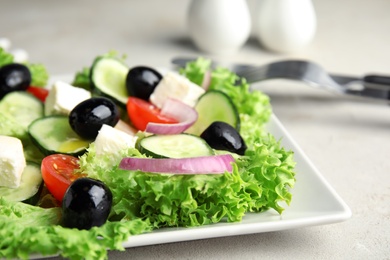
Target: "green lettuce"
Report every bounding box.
[0,57,296,259]
[79,145,251,227]
[0,198,151,260]
[25,63,49,87]
[72,66,91,90]
[79,132,295,230]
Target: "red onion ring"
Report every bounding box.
[119,154,234,175]
[145,98,198,134]
[201,70,211,90]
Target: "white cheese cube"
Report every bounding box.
[150,72,205,108]
[45,81,91,116]
[0,136,26,188]
[94,124,138,156]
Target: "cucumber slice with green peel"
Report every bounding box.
[0,92,46,163]
[0,162,42,203]
[91,57,129,106]
[0,91,43,129]
[28,116,90,156]
[137,134,215,158]
[185,90,240,136]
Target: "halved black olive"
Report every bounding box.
[69,97,120,140]
[62,177,113,230]
[200,121,247,155]
[126,66,162,100]
[0,63,31,99]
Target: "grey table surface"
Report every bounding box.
[1,0,390,259]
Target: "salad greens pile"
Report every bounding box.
[0,56,296,260]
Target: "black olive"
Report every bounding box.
[69,97,120,140]
[200,121,247,155]
[0,63,31,99]
[62,177,113,230]
[126,66,162,100]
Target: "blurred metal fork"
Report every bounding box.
[238,60,342,90]
[172,58,390,101]
[237,60,390,101]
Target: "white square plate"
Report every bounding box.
[45,75,351,251]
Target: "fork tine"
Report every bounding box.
[237,60,305,83]
[236,65,268,83]
[238,60,344,92]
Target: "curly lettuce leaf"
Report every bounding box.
[79,145,253,227]
[238,134,296,213]
[25,63,49,87]
[78,132,295,232]
[0,198,152,260]
[72,66,91,90]
[179,57,212,86]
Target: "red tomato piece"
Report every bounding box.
[27,86,49,102]
[41,154,86,202]
[126,97,177,131]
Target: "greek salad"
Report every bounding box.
[0,48,296,260]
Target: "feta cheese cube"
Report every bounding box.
[150,72,205,108]
[0,136,26,188]
[95,124,138,156]
[44,81,91,116]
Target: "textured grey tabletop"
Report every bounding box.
[1,0,390,259]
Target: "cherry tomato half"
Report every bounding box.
[27,86,49,102]
[126,97,177,131]
[41,154,86,202]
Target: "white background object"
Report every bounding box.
[187,0,251,55]
[254,0,317,53]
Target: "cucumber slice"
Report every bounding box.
[28,115,90,156]
[91,57,129,106]
[185,90,240,136]
[0,91,45,163]
[137,134,214,158]
[0,91,43,129]
[0,162,42,203]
